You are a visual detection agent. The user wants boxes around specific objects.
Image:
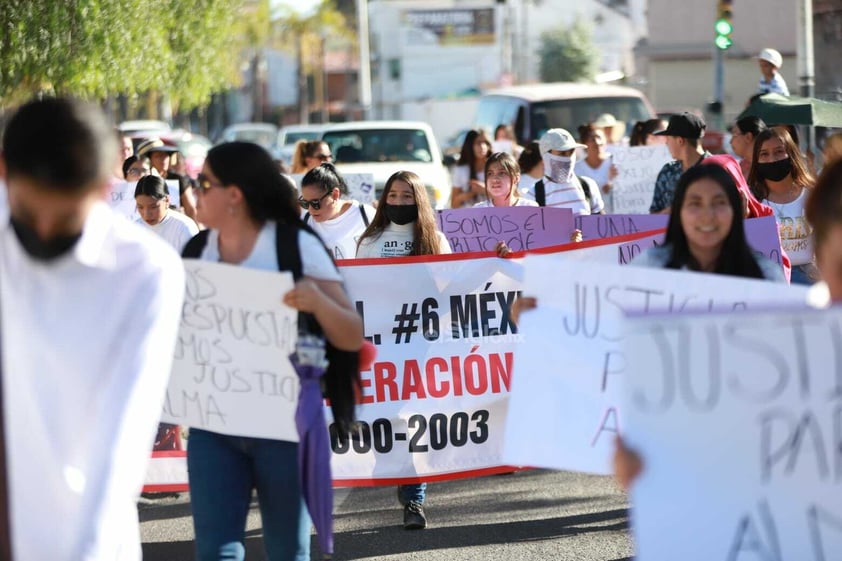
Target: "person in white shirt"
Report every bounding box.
[0,97,184,560]
[757,48,790,96]
[516,141,544,195]
[356,170,451,260]
[299,163,375,260]
[522,128,605,216]
[134,174,199,252]
[473,152,538,208]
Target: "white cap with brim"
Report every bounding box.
[757,48,783,69]
[593,113,617,128]
[539,128,587,153]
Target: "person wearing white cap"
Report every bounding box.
[521,128,604,215]
[757,48,790,96]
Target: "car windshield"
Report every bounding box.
[230,129,276,147]
[283,131,322,144]
[322,129,433,163]
[530,97,652,140]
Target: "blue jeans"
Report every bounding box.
[791,264,818,286]
[187,429,311,561]
[398,483,426,505]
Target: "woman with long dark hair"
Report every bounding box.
[632,163,783,279]
[186,141,362,561]
[450,129,492,207]
[748,127,816,284]
[729,115,767,178]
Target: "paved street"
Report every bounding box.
[140,469,633,560]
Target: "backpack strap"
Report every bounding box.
[535,179,545,207]
[303,213,311,225]
[181,229,210,258]
[274,221,304,281]
[576,176,592,213]
[359,204,370,227]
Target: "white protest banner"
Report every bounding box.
[108,179,180,221]
[290,172,376,205]
[623,308,842,561]
[436,206,575,253]
[503,257,809,475]
[160,260,300,441]
[332,253,524,484]
[608,145,672,214]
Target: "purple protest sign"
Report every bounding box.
[575,214,669,241]
[436,206,575,253]
[615,215,785,271]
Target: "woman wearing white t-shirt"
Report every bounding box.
[450,129,492,208]
[748,127,817,285]
[134,175,198,252]
[575,124,617,212]
[473,152,538,208]
[299,163,374,260]
[187,142,362,561]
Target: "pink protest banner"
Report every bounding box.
[575,213,669,241]
[615,215,785,271]
[436,206,575,253]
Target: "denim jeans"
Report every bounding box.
[187,429,311,561]
[398,483,427,505]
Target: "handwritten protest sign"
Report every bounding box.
[436,206,575,253]
[108,180,180,221]
[161,260,300,441]
[607,145,672,214]
[503,257,808,474]
[614,215,785,272]
[623,308,842,560]
[290,172,376,205]
[576,213,668,241]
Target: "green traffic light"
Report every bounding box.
[715,35,733,50]
[714,19,733,35]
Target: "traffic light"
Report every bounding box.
[714,0,733,50]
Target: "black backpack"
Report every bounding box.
[181,222,359,432]
[534,176,592,211]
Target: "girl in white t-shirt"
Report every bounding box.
[134,175,198,252]
[299,163,374,260]
[450,129,492,208]
[575,124,618,212]
[473,152,538,208]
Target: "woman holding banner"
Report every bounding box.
[473,152,538,208]
[299,163,375,260]
[613,163,786,489]
[185,142,362,561]
[356,170,451,530]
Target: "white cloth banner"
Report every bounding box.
[160,260,300,442]
[623,307,842,560]
[503,256,810,474]
[608,145,672,214]
[333,254,524,483]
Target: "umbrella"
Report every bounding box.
[737,93,842,127]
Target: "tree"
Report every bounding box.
[0,0,255,111]
[537,18,600,83]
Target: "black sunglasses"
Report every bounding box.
[298,192,331,210]
[196,173,225,192]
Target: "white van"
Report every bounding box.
[474,82,656,143]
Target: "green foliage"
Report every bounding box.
[537,18,600,83]
[0,0,255,109]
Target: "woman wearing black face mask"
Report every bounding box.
[748,127,817,284]
[354,170,450,531]
[355,170,451,259]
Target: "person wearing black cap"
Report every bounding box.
[137,137,199,223]
[648,112,711,214]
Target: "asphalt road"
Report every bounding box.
[140,469,633,560]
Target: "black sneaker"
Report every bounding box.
[403,501,427,530]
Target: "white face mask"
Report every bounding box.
[543,153,576,183]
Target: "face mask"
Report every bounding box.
[542,153,575,183]
[384,204,418,226]
[10,216,81,261]
[756,158,792,182]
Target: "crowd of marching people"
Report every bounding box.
[3,45,842,559]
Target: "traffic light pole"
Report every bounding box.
[797,0,815,154]
[713,46,725,131]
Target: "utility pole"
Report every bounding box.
[357,0,372,120]
[797,0,815,152]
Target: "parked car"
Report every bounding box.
[320,121,452,209]
[218,122,279,152]
[118,120,171,136]
[475,82,656,143]
[275,124,327,165]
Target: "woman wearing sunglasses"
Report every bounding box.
[189,142,362,561]
[291,140,332,174]
[299,163,375,260]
